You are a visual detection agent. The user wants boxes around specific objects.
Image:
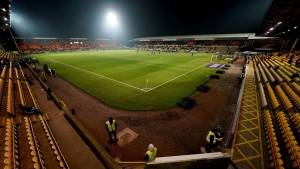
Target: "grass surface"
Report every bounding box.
[29,50,227,110]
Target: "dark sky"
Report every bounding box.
[10,0,272,44]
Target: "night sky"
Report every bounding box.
[10,0,272,44]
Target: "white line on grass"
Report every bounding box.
[146,63,209,92]
[46,58,147,92]
[46,57,213,93]
[138,62,190,71]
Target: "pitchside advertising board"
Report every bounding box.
[206,64,224,68]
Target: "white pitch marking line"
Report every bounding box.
[46,56,213,93]
[46,58,147,92]
[138,62,190,71]
[146,62,210,92]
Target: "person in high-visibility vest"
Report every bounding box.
[105,117,118,142]
[205,129,217,153]
[212,125,225,150]
[144,144,158,162]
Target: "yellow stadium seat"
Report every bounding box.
[32,156,38,163]
[286,140,298,148]
[59,161,65,168]
[54,149,59,155]
[30,145,36,151]
[292,159,300,168]
[5,146,11,152]
[33,162,40,169]
[288,145,300,154]
[269,152,281,161]
[270,158,283,168]
[4,164,12,169]
[56,155,62,161]
[4,152,11,158]
[4,157,12,165]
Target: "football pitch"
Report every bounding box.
[29,50,227,110]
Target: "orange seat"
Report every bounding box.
[32,156,38,163]
[269,152,281,161]
[270,158,283,168]
[33,162,40,169]
[286,140,298,148]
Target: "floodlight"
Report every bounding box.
[294,26,297,29]
[277,22,282,25]
[2,8,5,12]
[4,17,7,20]
[107,12,117,25]
[269,28,274,30]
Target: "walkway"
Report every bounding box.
[230,61,265,169]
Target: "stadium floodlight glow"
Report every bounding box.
[4,17,7,20]
[2,8,5,12]
[266,32,269,34]
[295,26,297,29]
[288,29,290,31]
[107,12,117,26]
[269,28,274,30]
[277,22,282,25]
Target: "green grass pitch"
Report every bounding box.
[29,50,227,110]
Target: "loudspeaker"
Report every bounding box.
[216,70,225,74]
[177,97,196,110]
[196,85,210,92]
[210,74,220,79]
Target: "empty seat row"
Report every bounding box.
[291,65,300,74]
[277,69,292,83]
[276,112,300,168]
[270,68,284,83]
[24,116,46,169]
[258,82,268,108]
[289,113,300,134]
[281,82,300,110]
[258,64,269,84]
[261,62,277,85]
[262,110,284,169]
[4,118,20,169]
[290,82,300,96]
[266,83,280,110]
[7,78,15,117]
[274,85,293,111]
[39,115,70,169]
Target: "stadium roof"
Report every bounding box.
[255,0,300,38]
[132,0,300,42]
[0,0,10,29]
[130,33,279,42]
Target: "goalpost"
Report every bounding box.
[210,53,218,62]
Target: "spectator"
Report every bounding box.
[105,117,118,142]
[144,144,158,162]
